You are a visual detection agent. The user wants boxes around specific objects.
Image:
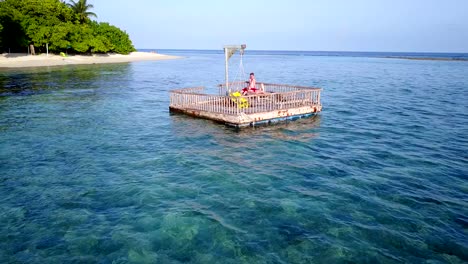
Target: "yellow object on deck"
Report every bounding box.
[60,52,67,57]
[230,91,249,108]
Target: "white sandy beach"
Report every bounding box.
[0,51,180,68]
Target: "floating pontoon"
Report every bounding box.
[169,45,322,128]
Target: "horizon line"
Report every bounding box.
[137,48,468,54]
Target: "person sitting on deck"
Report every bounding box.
[242,72,264,95]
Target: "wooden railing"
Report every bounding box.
[218,82,320,95]
[170,88,241,115]
[218,81,247,95]
[171,86,205,94]
[170,83,321,116]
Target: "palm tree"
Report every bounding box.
[68,0,97,23]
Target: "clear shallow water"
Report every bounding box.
[1,51,468,263]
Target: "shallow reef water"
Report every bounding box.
[0,51,467,263]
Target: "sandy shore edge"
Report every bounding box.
[0,51,181,68]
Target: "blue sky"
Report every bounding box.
[93,0,468,52]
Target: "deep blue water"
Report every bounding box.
[147,49,468,60]
[1,51,467,263]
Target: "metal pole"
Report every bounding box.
[224,48,229,93]
[46,43,49,57]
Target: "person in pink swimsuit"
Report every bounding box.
[242,73,258,95]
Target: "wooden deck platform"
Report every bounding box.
[169,82,322,127]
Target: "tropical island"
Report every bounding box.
[0,0,178,68]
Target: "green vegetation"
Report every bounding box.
[67,0,97,23]
[0,0,136,54]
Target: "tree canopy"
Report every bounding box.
[67,0,97,23]
[0,0,136,54]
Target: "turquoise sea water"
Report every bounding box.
[1,51,467,263]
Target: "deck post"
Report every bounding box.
[223,45,246,94]
[224,47,229,92]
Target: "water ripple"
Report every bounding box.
[1,54,467,263]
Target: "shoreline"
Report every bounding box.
[2,51,465,69]
[0,52,181,69]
